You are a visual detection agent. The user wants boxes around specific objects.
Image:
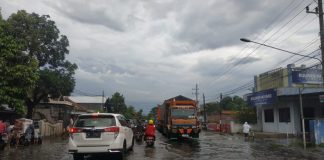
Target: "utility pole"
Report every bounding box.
[102,90,105,112]
[219,93,223,131]
[304,0,324,149]
[319,0,324,85]
[306,0,324,85]
[299,88,306,150]
[203,93,207,125]
[192,83,199,106]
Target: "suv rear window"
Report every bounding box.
[75,115,116,127]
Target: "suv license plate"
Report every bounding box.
[86,132,101,138]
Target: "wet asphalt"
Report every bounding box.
[1,131,323,160]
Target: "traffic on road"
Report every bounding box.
[1,129,323,160]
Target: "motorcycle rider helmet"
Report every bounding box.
[148,120,154,125]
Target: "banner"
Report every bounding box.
[247,89,276,106]
[292,69,322,84]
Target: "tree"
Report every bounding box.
[135,109,143,120]
[203,95,256,123]
[123,105,136,119]
[147,106,158,120]
[110,92,127,113]
[3,10,77,118]
[0,12,38,114]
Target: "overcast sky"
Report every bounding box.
[1,0,321,113]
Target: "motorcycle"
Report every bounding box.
[145,135,155,146]
[0,133,8,150]
[135,131,143,141]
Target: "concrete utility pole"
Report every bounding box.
[319,0,324,84]
[299,88,306,150]
[306,0,324,84]
[193,83,199,106]
[102,90,105,111]
[219,93,223,126]
[203,93,207,124]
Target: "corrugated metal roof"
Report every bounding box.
[67,96,106,103]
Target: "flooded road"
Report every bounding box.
[1,131,323,160]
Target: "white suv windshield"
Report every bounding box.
[75,115,116,127]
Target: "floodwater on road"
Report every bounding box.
[1,131,323,160]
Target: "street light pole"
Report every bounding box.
[240,38,322,150]
[240,38,322,63]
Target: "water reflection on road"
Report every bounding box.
[0,131,323,160]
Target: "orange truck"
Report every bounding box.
[157,95,200,139]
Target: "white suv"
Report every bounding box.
[68,113,134,160]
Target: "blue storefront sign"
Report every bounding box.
[292,69,322,84]
[247,89,276,106]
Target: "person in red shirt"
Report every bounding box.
[144,120,155,140]
[0,120,6,134]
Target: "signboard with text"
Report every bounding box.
[247,89,277,106]
[292,69,322,84]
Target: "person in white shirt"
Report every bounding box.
[243,122,251,138]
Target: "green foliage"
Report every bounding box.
[0,15,38,115]
[203,95,257,124]
[147,106,158,121]
[2,10,77,118]
[236,106,257,124]
[107,92,143,120]
[110,92,127,113]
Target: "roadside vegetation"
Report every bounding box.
[203,95,257,124]
[0,9,77,116]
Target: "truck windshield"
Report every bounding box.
[171,108,195,118]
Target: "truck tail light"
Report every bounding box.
[104,126,120,133]
[187,128,192,134]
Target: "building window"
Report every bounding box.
[279,108,290,122]
[264,109,274,122]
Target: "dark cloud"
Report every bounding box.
[173,0,293,52]
[47,0,128,31]
[231,56,262,66]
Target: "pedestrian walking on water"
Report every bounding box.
[243,122,251,138]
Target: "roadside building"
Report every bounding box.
[34,99,75,128]
[0,104,22,124]
[33,97,89,128]
[245,64,324,135]
[65,96,106,112]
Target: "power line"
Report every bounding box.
[208,0,314,88]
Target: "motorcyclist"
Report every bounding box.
[144,120,155,141]
[0,120,6,137]
[135,120,145,132]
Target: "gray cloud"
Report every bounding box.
[46,0,134,31]
[1,0,317,113]
[231,56,262,66]
[171,0,291,52]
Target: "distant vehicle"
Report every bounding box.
[68,113,134,160]
[157,95,200,139]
